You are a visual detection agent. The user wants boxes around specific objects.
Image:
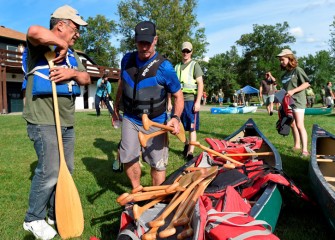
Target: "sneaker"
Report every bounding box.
[112,159,123,173]
[270,111,273,116]
[23,220,57,240]
[47,218,55,226]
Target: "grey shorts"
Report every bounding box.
[119,117,169,170]
[263,94,274,106]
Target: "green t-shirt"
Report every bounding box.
[23,42,86,126]
[280,66,309,109]
[176,61,204,101]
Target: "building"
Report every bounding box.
[0,25,120,114]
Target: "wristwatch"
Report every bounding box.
[171,114,181,122]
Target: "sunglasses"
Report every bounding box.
[182,50,192,53]
[62,21,80,34]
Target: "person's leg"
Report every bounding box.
[151,169,166,186]
[269,95,275,114]
[103,98,115,116]
[181,103,190,157]
[294,110,308,153]
[119,118,142,189]
[95,94,101,116]
[290,120,301,150]
[142,128,168,186]
[188,110,199,157]
[124,162,142,189]
[25,124,60,222]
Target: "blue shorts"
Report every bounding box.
[181,101,199,131]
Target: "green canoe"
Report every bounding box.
[305,108,332,115]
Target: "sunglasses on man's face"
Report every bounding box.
[182,50,192,53]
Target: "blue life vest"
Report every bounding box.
[25,48,81,96]
[121,52,167,119]
[21,48,28,91]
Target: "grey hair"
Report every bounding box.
[49,18,67,30]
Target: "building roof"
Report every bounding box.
[0,26,26,41]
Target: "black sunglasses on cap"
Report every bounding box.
[182,49,192,53]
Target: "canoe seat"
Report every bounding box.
[324,176,335,182]
[317,158,334,162]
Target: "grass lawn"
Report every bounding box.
[1,107,335,239]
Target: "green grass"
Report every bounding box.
[1,108,335,239]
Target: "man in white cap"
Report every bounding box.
[22,5,91,239]
[172,41,204,160]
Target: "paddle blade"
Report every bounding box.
[55,164,84,239]
[176,122,186,143]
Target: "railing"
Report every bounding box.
[0,48,120,80]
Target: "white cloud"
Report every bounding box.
[305,37,317,43]
[198,0,334,58]
[290,27,304,38]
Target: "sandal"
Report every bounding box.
[301,151,310,158]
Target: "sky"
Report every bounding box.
[1,0,335,63]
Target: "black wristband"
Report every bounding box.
[171,115,181,122]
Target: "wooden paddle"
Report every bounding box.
[148,166,218,228]
[158,185,198,238]
[141,170,201,240]
[139,129,168,147]
[189,141,244,166]
[45,50,84,238]
[224,152,273,157]
[132,172,195,221]
[142,114,186,143]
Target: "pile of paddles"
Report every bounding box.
[117,166,220,240]
[114,147,294,239]
[112,116,310,240]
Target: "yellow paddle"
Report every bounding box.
[45,50,84,239]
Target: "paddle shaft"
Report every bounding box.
[224,152,273,157]
[139,129,168,147]
[189,141,243,166]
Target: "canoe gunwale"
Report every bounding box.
[224,118,282,229]
[309,124,335,230]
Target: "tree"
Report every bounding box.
[330,16,335,57]
[117,0,208,65]
[299,50,335,94]
[236,22,295,88]
[205,46,241,100]
[74,15,119,68]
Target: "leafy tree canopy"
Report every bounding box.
[299,50,335,92]
[117,0,208,65]
[205,46,241,99]
[236,22,295,88]
[74,15,119,68]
